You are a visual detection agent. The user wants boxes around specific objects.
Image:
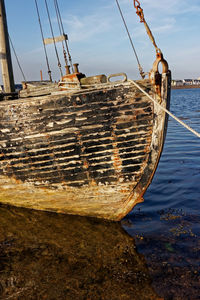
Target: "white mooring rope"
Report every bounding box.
[129,80,200,138]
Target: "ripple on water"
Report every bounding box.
[123,88,200,299]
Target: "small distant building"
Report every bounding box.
[172,78,200,87]
[193,79,200,85]
[171,80,183,86]
[183,79,193,85]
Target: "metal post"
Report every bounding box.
[0,0,15,93]
[40,70,43,81]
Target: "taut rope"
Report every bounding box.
[35,0,52,81]
[54,0,74,72]
[9,35,26,82]
[44,0,63,77]
[129,79,200,138]
[115,0,145,79]
[133,0,161,54]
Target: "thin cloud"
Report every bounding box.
[119,0,200,18]
[62,13,111,43]
[5,0,200,83]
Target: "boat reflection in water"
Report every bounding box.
[0,205,159,299]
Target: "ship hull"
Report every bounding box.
[0,74,171,220]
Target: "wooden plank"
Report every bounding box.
[43,34,67,45]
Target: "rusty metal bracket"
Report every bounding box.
[149,52,169,98]
[152,52,168,74]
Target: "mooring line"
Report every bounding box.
[129,80,200,138]
[115,0,145,79]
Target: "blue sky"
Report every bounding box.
[1,0,200,83]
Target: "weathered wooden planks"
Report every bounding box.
[0,76,171,220]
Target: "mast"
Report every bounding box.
[0,0,15,93]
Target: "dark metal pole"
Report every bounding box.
[0,0,15,93]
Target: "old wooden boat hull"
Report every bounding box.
[0,72,170,220]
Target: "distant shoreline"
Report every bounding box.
[172,85,200,90]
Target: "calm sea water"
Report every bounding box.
[0,88,199,299]
[122,88,200,299]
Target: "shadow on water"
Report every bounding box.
[0,205,160,300]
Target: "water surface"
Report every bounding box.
[122,88,200,299]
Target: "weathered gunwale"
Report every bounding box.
[0,75,171,220]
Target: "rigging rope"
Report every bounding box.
[34,0,52,82]
[54,0,74,72]
[54,0,68,68]
[129,79,200,138]
[44,0,63,77]
[133,0,161,54]
[115,0,145,79]
[131,1,199,137]
[9,35,26,82]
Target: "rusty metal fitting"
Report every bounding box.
[152,52,169,74]
[133,0,144,22]
[149,53,169,98]
[65,65,71,75]
[136,7,144,23]
[156,48,162,54]
[73,63,79,73]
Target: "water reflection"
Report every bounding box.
[0,205,159,300]
[121,89,200,299]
